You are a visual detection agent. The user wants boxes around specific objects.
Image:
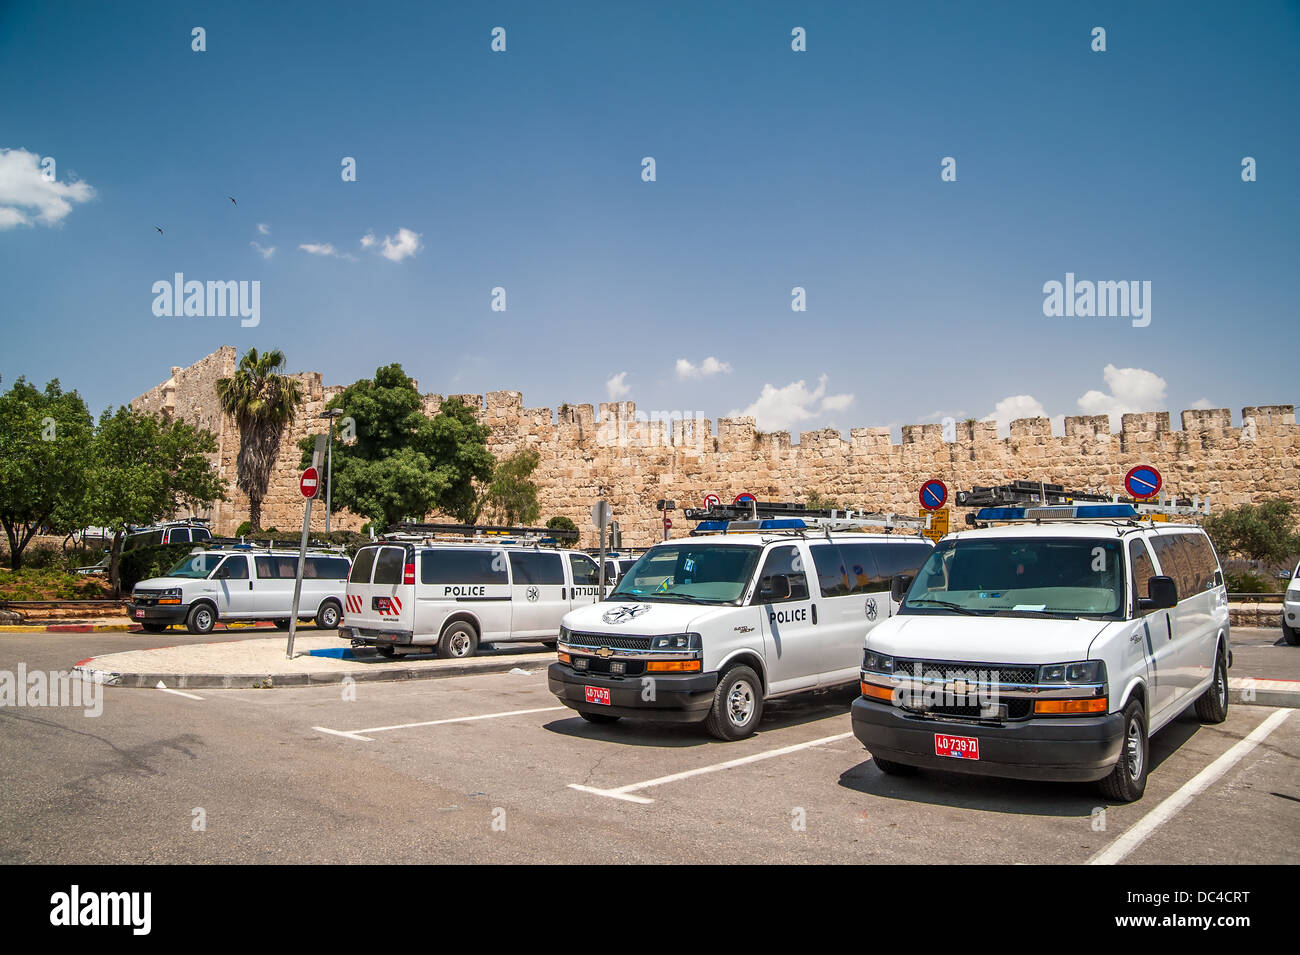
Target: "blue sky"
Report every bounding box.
[1,1,1297,437]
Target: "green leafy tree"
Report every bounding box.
[85,406,227,594]
[0,378,94,569]
[481,449,542,526]
[301,365,494,530]
[547,515,578,538]
[215,348,303,533]
[1203,499,1300,564]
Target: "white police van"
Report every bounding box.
[339,523,603,658]
[128,542,351,634]
[851,485,1230,802]
[548,503,935,739]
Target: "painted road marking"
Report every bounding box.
[314,705,565,742]
[1088,707,1293,865]
[155,681,204,701]
[569,731,855,804]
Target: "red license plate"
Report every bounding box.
[134,610,145,619]
[584,686,611,706]
[935,733,979,760]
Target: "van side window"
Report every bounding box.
[421,549,508,585]
[192,528,211,542]
[214,556,249,580]
[755,545,809,603]
[509,552,564,585]
[373,547,406,585]
[809,544,853,597]
[1129,539,1156,610]
[568,554,600,586]
[170,529,191,543]
[1149,535,1189,601]
[255,556,281,579]
[1179,533,1217,593]
[868,542,934,590]
[349,547,377,584]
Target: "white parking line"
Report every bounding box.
[314,705,565,742]
[569,732,856,804]
[1088,707,1294,866]
[155,682,203,701]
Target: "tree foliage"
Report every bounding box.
[301,365,495,530]
[0,378,95,568]
[1203,499,1300,564]
[216,348,303,532]
[481,449,542,526]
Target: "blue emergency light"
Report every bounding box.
[975,504,1140,522]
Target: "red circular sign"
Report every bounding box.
[300,467,320,499]
[919,479,948,510]
[664,517,673,529]
[704,494,721,508]
[734,493,756,505]
[1124,465,1162,500]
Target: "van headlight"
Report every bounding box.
[1038,661,1106,684]
[862,650,896,675]
[559,625,573,643]
[650,633,701,651]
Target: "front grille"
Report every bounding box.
[893,659,1037,687]
[566,632,653,651]
[918,699,1034,720]
[133,589,163,599]
[572,658,647,677]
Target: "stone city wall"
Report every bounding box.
[133,348,1299,547]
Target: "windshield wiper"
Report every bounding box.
[905,598,981,615]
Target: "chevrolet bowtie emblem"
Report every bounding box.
[595,647,615,658]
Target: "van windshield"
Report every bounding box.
[164,552,225,579]
[900,537,1126,619]
[609,544,762,604]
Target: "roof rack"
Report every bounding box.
[202,537,349,554]
[958,484,1210,527]
[684,501,930,537]
[383,522,579,548]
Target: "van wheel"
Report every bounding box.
[1283,623,1300,647]
[580,711,620,724]
[1194,648,1229,724]
[1098,699,1148,803]
[541,641,558,650]
[438,621,479,659]
[186,603,216,635]
[873,755,919,776]
[705,665,763,740]
[315,600,341,630]
[376,646,396,658]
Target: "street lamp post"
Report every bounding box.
[318,408,345,534]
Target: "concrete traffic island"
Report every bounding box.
[73,633,555,689]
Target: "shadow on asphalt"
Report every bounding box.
[343,643,554,665]
[541,684,860,749]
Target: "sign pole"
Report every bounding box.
[287,435,327,659]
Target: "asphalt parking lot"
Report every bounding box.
[1,627,1295,864]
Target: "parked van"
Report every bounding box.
[851,498,1230,802]
[127,545,351,634]
[123,520,212,551]
[548,508,934,739]
[339,528,601,658]
[1284,561,1300,646]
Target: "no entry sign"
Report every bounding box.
[300,467,320,499]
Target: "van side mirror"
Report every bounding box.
[890,574,913,603]
[1140,575,1178,611]
[760,574,792,601]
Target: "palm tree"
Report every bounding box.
[215,348,303,533]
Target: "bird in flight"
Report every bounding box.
[227,195,237,205]
[155,226,164,234]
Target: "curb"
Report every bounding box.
[0,621,278,634]
[73,652,551,689]
[1229,677,1300,708]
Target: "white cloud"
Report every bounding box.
[675,356,732,379]
[250,241,275,259]
[606,371,630,400]
[0,147,95,229]
[299,242,338,256]
[256,222,270,235]
[1076,364,1167,426]
[1190,397,1215,410]
[729,374,854,432]
[363,227,422,262]
[983,395,1049,436]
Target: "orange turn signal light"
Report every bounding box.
[646,660,701,672]
[860,682,895,701]
[557,651,571,664]
[158,599,181,605]
[1034,697,1108,715]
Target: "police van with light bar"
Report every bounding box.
[339,523,604,658]
[548,502,934,739]
[851,484,1230,801]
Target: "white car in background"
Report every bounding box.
[1284,562,1300,646]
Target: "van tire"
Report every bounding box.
[704,665,763,741]
[315,600,341,630]
[186,602,216,635]
[141,622,168,634]
[1098,699,1148,803]
[1283,623,1300,647]
[541,641,558,650]
[438,621,479,659]
[376,646,396,658]
[580,711,620,724]
[873,755,919,776]
[1194,647,1229,724]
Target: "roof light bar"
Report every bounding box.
[686,501,929,536]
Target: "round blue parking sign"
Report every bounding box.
[919,479,947,510]
[1124,465,1162,500]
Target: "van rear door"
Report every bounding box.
[345,544,415,638]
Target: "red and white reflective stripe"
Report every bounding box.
[392,596,402,613]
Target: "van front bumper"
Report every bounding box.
[126,602,189,625]
[548,663,718,722]
[850,696,1125,783]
